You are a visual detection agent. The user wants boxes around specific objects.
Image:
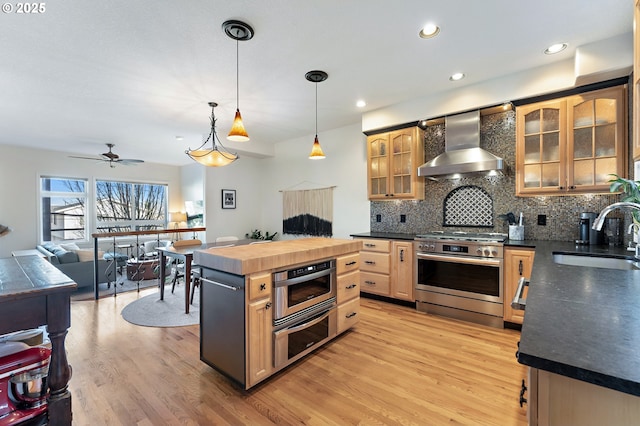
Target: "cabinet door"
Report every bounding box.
[503,248,535,324]
[391,241,414,301]
[367,133,390,199]
[247,297,272,388]
[567,86,626,192]
[516,100,567,195]
[248,272,271,302]
[366,127,424,200]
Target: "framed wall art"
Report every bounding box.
[222,189,236,209]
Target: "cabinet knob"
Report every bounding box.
[260,283,266,291]
[265,302,272,310]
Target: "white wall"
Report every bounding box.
[259,122,370,240]
[0,144,182,257]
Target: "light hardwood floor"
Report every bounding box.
[67,288,528,425]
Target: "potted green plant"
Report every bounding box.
[609,174,640,243]
[245,229,278,240]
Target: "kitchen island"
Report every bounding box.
[511,240,640,424]
[193,237,362,389]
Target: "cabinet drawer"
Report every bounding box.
[337,298,360,334]
[360,252,390,274]
[336,252,360,275]
[248,272,272,302]
[359,239,390,253]
[337,270,360,304]
[360,271,390,296]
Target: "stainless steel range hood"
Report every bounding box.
[417,110,504,180]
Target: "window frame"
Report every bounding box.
[39,175,90,243]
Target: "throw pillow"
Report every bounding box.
[75,249,105,262]
[52,247,79,264]
[60,243,80,251]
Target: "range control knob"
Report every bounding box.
[429,244,436,250]
[484,248,491,256]
[491,250,498,256]
[418,244,424,250]
[477,248,483,255]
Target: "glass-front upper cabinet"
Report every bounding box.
[516,85,627,196]
[366,127,425,200]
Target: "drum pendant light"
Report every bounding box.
[306,70,328,160]
[223,20,254,142]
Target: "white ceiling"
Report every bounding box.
[0,0,633,166]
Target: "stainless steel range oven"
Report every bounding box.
[415,231,506,328]
[272,259,337,369]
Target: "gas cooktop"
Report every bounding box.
[415,231,508,243]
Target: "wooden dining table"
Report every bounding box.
[157,240,253,314]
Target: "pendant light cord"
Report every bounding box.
[315,82,318,137]
[236,38,239,110]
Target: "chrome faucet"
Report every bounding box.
[593,202,640,259]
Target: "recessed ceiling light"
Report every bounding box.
[544,43,568,55]
[419,23,440,39]
[449,72,465,81]
[356,100,367,108]
[175,136,184,141]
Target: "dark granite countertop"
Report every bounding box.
[515,240,640,397]
[350,232,416,241]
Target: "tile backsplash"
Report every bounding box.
[370,110,628,244]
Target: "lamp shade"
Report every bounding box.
[227,109,249,142]
[309,135,326,159]
[187,149,237,167]
[169,212,187,223]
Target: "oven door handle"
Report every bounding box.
[283,309,332,333]
[510,277,529,310]
[274,268,335,287]
[416,252,501,267]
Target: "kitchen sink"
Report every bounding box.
[553,253,640,270]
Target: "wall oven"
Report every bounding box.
[273,259,336,321]
[415,232,505,328]
[272,259,337,369]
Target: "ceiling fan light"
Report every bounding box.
[309,136,326,160]
[227,109,249,142]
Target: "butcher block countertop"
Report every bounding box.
[193,237,362,275]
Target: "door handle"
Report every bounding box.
[511,277,529,310]
[400,249,404,262]
[518,260,523,275]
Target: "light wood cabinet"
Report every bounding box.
[503,247,535,324]
[335,253,361,334]
[247,272,272,387]
[391,240,414,301]
[634,0,640,160]
[366,127,425,200]
[527,367,640,425]
[516,86,627,196]
[357,238,415,302]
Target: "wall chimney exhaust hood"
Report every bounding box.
[417,110,504,180]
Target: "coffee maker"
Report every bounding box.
[577,212,604,245]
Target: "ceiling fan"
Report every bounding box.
[69,143,144,168]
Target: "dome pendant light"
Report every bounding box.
[305,70,328,160]
[185,102,238,167]
[223,20,254,142]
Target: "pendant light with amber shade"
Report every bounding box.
[305,70,328,159]
[223,20,254,142]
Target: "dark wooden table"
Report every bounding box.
[158,240,252,314]
[0,255,76,426]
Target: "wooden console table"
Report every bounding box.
[0,255,76,426]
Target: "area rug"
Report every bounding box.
[121,285,199,327]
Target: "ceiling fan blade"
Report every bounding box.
[117,159,144,165]
[69,155,106,161]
